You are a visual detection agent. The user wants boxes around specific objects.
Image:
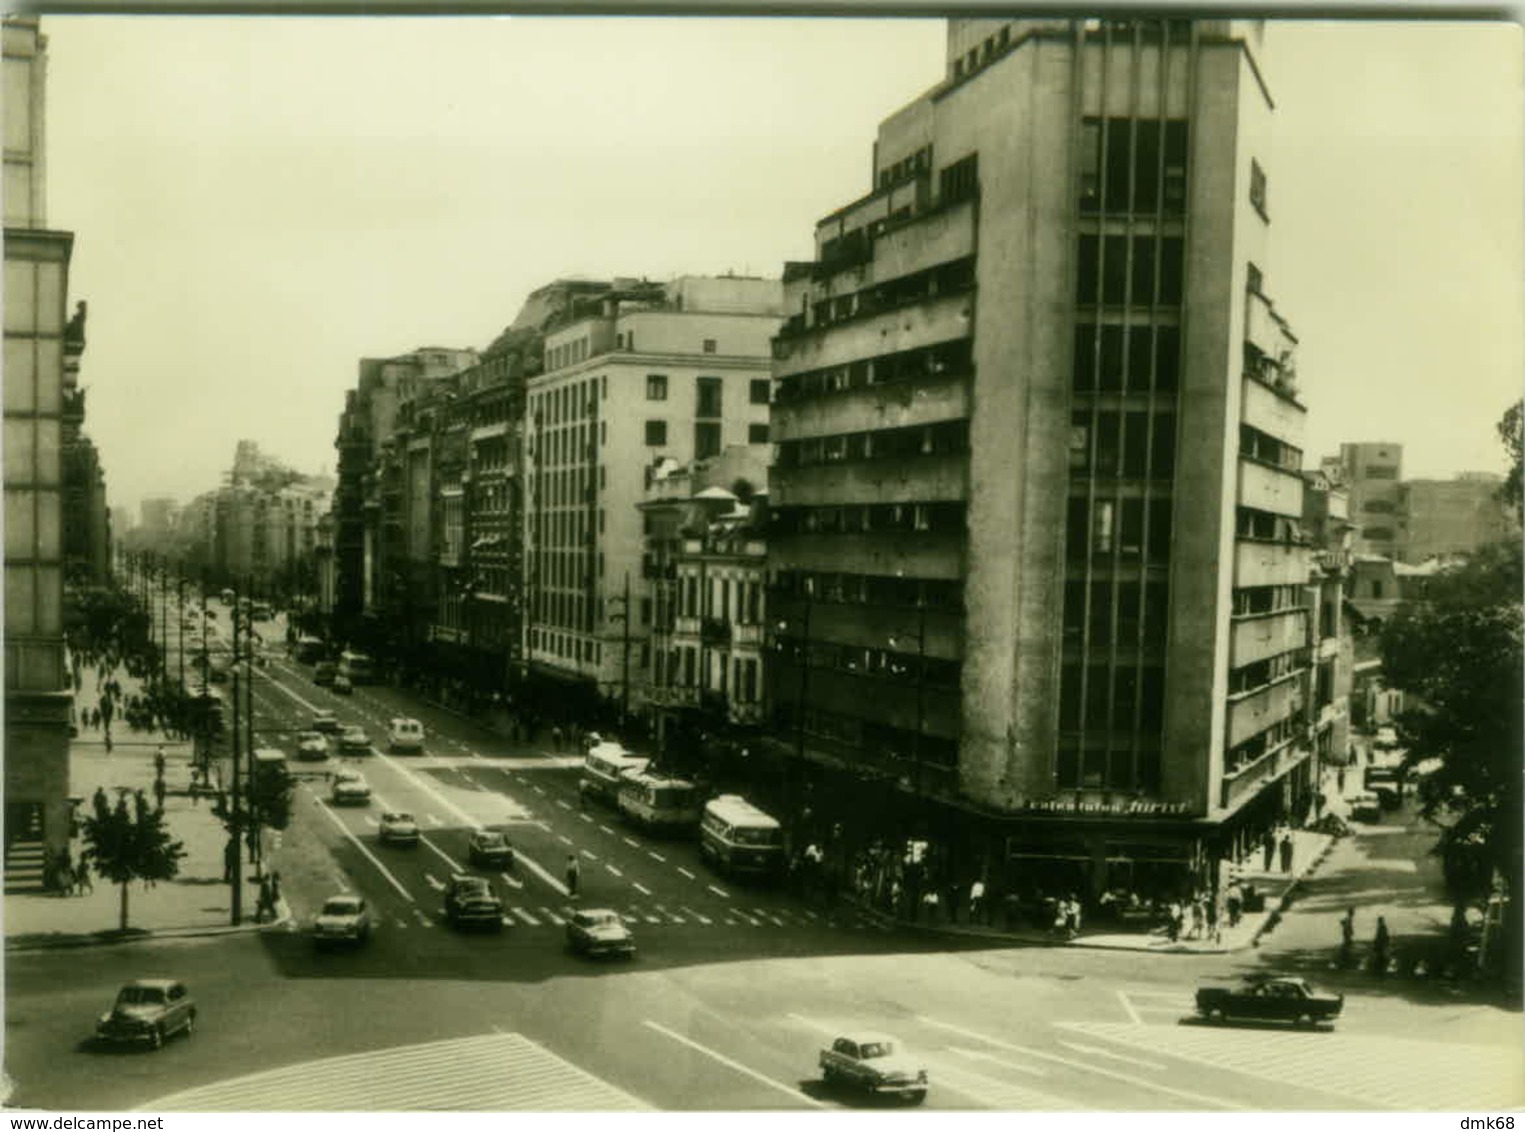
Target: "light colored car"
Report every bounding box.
[338,725,371,755]
[387,717,425,753]
[1347,790,1382,823]
[378,811,420,846]
[312,709,340,734]
[819,1033,928,1103]
[332,673,353,695]
[566,908,635,958]
[313,894,372,946]
[295,731,329,762]
[330,769,372,806]
[96,979,196,1050]
[468,829,514,869]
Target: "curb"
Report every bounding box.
[1249,836,1339,949]
[5,911,294,954]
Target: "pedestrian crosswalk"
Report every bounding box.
[140,1031,652,1111]
[367,901,885,933]
[1061,1021,1525,1111]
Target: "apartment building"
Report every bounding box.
[1399,472,1517,563]
[1333,442,1403,558]
[769,17,1312,899]
[522,275,781,719]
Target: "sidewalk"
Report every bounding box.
[4,667,290,953]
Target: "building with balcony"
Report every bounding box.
[768,17,1314,901]
[523,275,782,721]
[4,16,83,888]
[1330,442,1404,558]
[1301,469,1354,793]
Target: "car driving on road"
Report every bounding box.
[819,1033,928,1104]
[467,829,514,869]
[95,979,196,1050]
[378,811,420,847]
[312,709,340,734]
[443,874,505,932]
[313,894,372,947]
[295,730,329,762]
[1195,974,1344,1028]
[330,769,372,806]
[338,725,371,756]
[387,717,425,753]
[565,909,636,959]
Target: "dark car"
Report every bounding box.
[313,661,338,687]
[467,829,514,870]
[443,874,505,932]
[1196,974,1343,1028]
[95,979,196,1049]
[565,908,636,959]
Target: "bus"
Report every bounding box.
[579,742,649,806]
[337,650,378,686]
[617,771,702,834]
[699,795,783,879]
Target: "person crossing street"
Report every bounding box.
[564,853,580,899]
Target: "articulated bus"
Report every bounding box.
[337,650,377,685]
[617,771,701,835]
[699,795,784,879]
[580,743,649,806]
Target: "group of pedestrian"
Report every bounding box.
[1337,906,1392,975]
[48,846,93,896]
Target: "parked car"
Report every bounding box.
[1195,974,1343,1028]
[295,731,329,762]
[338,725,371,756]
[313,894,372,947]
[378,811,420,847]
[313,661,338,687]
[565,908,635,959]
[95,979,196,1050]
[312,709,340,734]
[819,1033,928,1104]
[330,769,372,806]
[332,674,353,695]
[443,874,505,931]
[387,717,425,753]
[1347,790,1383,823]
[468,829,514,869]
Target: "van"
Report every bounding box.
[338,650,377,686]
[699,795,783,879]
[580,742,649,805]
[617,771,701,834]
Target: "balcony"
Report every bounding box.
[700,618,731,646]
[1227,677,1307,750]
[1238,458,1304,519]
[1234,540,1311,589]
[1229,609,1309,669]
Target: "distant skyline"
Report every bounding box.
[36,16,1523,518]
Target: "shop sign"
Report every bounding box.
[1012,797,1197,817]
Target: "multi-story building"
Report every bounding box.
[522,275,782,722]
[769,17,1312,899]
[1332,442,1403,558]
[4,16,85,888]
[1302,469,1354,785]
[1398,472,1517,564]
[139,495,179,542]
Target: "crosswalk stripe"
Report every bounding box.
[681,905,712,925]
[538,906,565,925]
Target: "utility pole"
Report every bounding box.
[791,580,812,826]
[621,571,631,729]
[229,579,243,926]
[244,578,259,879]
[177,572,185,709]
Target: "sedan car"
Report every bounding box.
[312,709,340,734]
[387,717,425,753]
[378,811,420,847]
[1347,790,1383,823]
[1195,974,1344,1028]
[330,769,372,806]
[295,731,329,762]
[443,874,505,931]
[819,1033,928,1103]
[566,908,636,958]
[332,674,353,696]
[95,979,196,1050]
[313,661,338,687]
[338,725,371,756]
[468,829,514,869]
[313,894,372,947]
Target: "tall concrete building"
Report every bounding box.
[1398,472,1517,563]
[4,17,84,888]
[769,17,1312,898]
[523,275,781,719]
[1333,442,1403,557]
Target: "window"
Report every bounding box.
[749,379,770,405]
[703,338,717,354]
[1364,465,1398,480]
[644,420,667,446]
[646,374,668,401]
[1078,118,1189,215]
[748,423,770,444]
[696,377,723,419]
[939,153,979,203]
[695,422,721,460]
[1076,236,1184,305]
[1250,159,1268,218]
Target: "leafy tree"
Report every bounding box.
[81,787,187,932]
[1498,399,1522,523]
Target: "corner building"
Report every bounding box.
[770,18,1311,900]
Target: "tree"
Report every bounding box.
[81,787,187,932]
[1497,400,1522,524]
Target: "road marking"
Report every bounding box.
[754,908,786,926]
[579,813,594,823]
[623,837,640,848]
[945,1046,1048,1077]
[646,851,666,863]
[424,872,445,892]
[536,787,549,796]
[598,824,615,835]
[420,834,465,876]
[1117,989,1143,1025]
[1059,1042,1166,1071]
[581,850,599,862]
[707,884,729,899]
[511,907,541,926]
[557,799,572,810]
[680,906,711,925]
[653,903,680,922]
[393,918,409,929]
[916,1017,1250,1111]
[539,907,566,925]
[801,910,820,921]
[677,867,696,880]
[632,882,652,896]
[413,908,433,928]
[309,793,417,904]
[605,864,623,878]
[642,1021,826,1109]
[558,835,574,846]
[500,871,524,889]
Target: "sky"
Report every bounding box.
[34,15,1524,521]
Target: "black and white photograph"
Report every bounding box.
[3,7,1522,1118]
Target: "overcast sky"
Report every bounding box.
[37,16,1523,520]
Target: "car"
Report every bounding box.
[313,893,372,947]
[443,874,505,931]
[330,769,372,806]
[378,811,420,847]
[1374,725,1400,751]
[95,979,196,1050]
[1347,790,1383,823]
[338,725,371,755]
[313,661,338,687]
[468,829,514,869]
[387,717,425,753]
[565,908,636,958]
[819,1033,928,1104]
[312,709,340,734]
[332,673,353,695]
[1195,974,1344,1028]
[295,731,329,762]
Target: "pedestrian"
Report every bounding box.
[1372,915,1391,977]
[1166,899,1182,942]
[565,853,580,898]
[1261,830,1275,872]
[256,876,274,923]
[223,837,238,883]
[551,725,563,752]
[1189,896,1205,940]
[1340,906,1356,968]
[1336,765,1346,793]
[1206,895,1220,944]
[73,856,93,895]
[152,775,167,812]
[969,877,986,925]
[1225,880,1243,927]
[269,871,282,918]
[1279,833,1294,873]
[155,745,167,779]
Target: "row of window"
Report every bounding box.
[770,570,964,612]
[771,702,960,769]
[1075,235,1184,307]
[1231,584,1304,617]
[1227,649,1306,696]
[1240,423,1303,473]
[1069,410,1177,479]
[1055,744,1162,794]
[644,420,767,453]
[669,574,765,624]
[771,501,966,537]
[654,649,762,704]
[876,144,932,191]
[534,423,594,469]
[1078,118,1189,216]
[1066,496,1174,562]
[644,374,771,407]
[1061,580,1171,647]
[805,257,976,335]
[1058,662,1166,732]
[775,636,961,690]
[532,627,602,666]
[952,26,1009,80]
[535,466,595,510]
[533,588,594,636]
[1073,323,1181,393]
[1236,506,1306,544]
[776,419,970,470]
[1225,710,1307,776]
[774,338,972,404]
[532,376,603,428]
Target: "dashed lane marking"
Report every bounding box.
[605,864,623,878]
[647,851,666,863]
[653,903,680,922]
[1059,1041,1166,1071]
[579,813,594,823]
[309,790,417,905]
[511,907,541,926]
[680,906,711,925]
[633,882,652,896]
[539,907,566,925]
[623,837,640,848]
[677,867,696,880]
[944,1046,1048,1077]
[500,871,524,890]
[424,873,445,892]
[558,835,574,846]
[557,799,571,810]
[599,824,615,835]
[707,884,729,899]
[1117,990,1143,1025]
[581,850,599,862]
[754,908,786,926]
